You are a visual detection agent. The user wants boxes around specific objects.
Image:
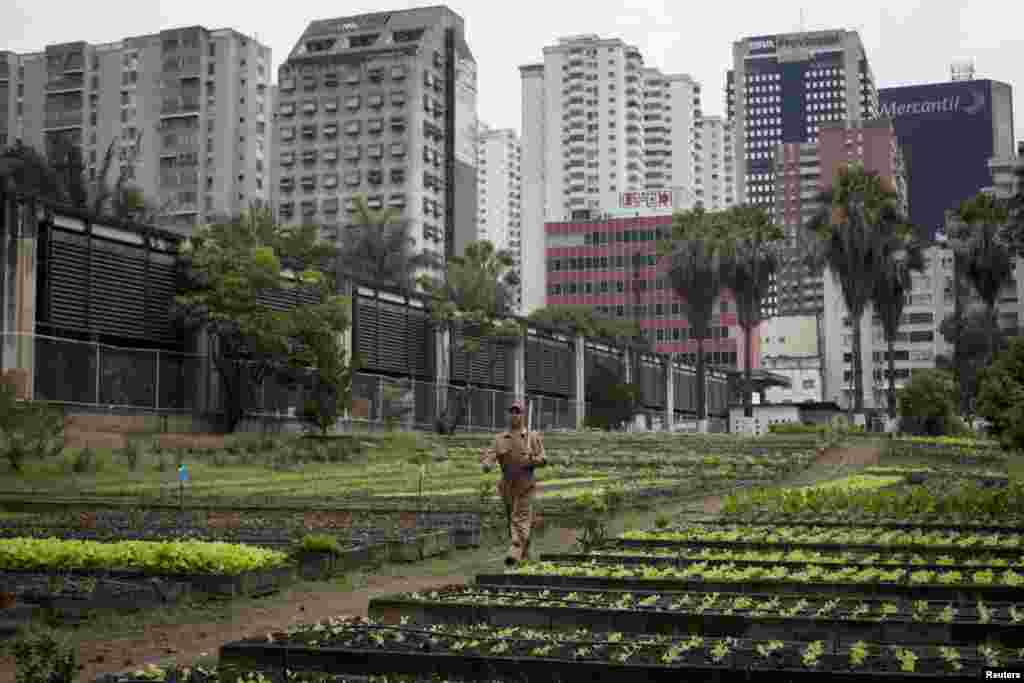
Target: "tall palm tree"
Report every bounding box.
[952,193,1014,366]
[871,237,924,420]
[661,208,729,429]
[717,205,785,418]
[802,164,907,416]
[336,193,439,292]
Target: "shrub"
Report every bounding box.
[297,534,343,555]
[12,623,77,683]
[121,441,141,470]
[768,423,826,435]
[898,369,964,436]
[978,338,1024,451]
[72,447,96,473]
[0,384,66,473]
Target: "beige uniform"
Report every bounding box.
[481,429,546,562]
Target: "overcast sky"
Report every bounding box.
[4,0,1022,142]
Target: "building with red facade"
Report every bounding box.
[544,214,754,369]
[769,118,906,316]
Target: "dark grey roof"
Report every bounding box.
[288,5,473,63]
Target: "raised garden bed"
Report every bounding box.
[477,567,1024,603]
[218,618,999,681]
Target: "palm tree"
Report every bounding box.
[418,239,521,434]
[803,164,906,416]
[872,238,924,420]
[661,208,729,429]
[952,193,1014,366]
[336,193,439,292]
[717,205,785,418]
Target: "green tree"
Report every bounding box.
[897,368,962,436]
[584,358,641,430]
[0,381,65,473]
[659,208,729,427]
[418,240,523,434]
[939,310,1010,418]
[527,304,647,346]
[0,141,67,202]
[336,193,439,291]
[802,164,908,415]
[950,193,1015,366]
[977,337,1024,450]
[716,205,785,418]
[286,294,357,438]
[872,238,924,420]
[173,207,337,433]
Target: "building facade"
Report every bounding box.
[727,30,879,211]
[879,79,1015,240]
[759,315,823,403]
[768,118,906,316]
[476,123,522,310]
[695,115,737,211]
[0,27,272,235]
[519,34,703,313]
[544,214,749,367]
[273,7,477,265]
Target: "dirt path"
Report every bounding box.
[815,444,882,467]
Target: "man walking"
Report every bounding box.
[481,400,546,566]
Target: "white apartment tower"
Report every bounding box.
[274,7,478,265]
[0,27,273,235]
[476,122,522,311]
[695,115,737,211]
[519,34,703,313]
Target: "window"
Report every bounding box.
[390,168,405,184]
[345,95,361,110]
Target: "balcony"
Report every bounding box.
[46,74,85,92]
[161,97,200,117]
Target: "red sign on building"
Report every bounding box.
[619,190,673,210]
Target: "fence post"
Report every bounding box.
[377,376,384,431]
[94,340,101,406]
[154,349,160,411]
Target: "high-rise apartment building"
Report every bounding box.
[727,30,878,211]
[476,122,522,310]
[695,115,737,211]
[519,34,703,313]
[274,7,478,266]
[768,118,906,316]
[0,27,272,235]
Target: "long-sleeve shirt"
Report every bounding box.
[481,429,546,496]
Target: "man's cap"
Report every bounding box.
[509,400,525,412]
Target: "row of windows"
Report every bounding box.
[279,63,415,88]
[280,167,407,190]
[549,253,660,271]
[279,193,408,216]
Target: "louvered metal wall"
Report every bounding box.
[673,366,697,414]
[584,344,624,392]
[450,331,513,389]
[40,224,180,346]
[524,334,574,397]
[638,355,666,408]
[353,292,434,380]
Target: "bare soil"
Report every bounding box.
[815,444,882,467]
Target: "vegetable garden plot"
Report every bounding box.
[618,525,1024,554]
[218,617,1011,680]
[482,561,1024,602]
[368,585,1024,646]
[545,549,1024,574]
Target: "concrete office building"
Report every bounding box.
[476,122,522,311]
[727,30,879,211]
[544,214,749,366]
[274,6,477,265]
[880,79,1014,240]
[768,118,906,316]
[519,34,703,313]
[0,27,272,235]
[695,115,737,211]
